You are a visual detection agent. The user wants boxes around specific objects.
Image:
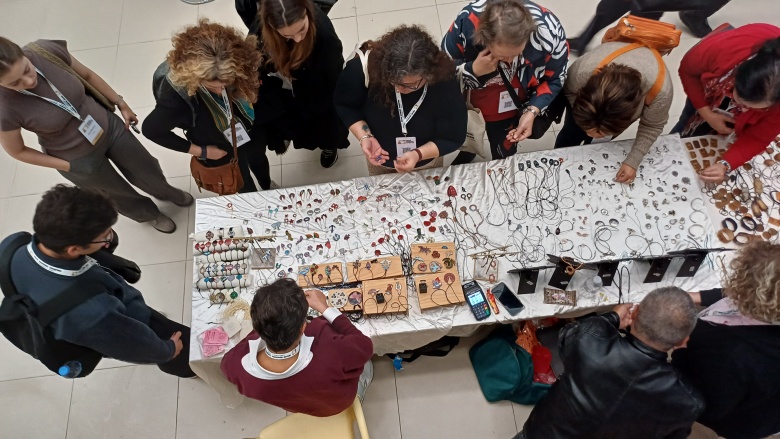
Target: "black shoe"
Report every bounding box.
[679,11,712,38]
[567,38,584,57]
[320,149,338,168]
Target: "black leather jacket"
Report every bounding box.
[523,312,705,439]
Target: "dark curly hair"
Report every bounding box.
[250,278,308,352]
[363,25,455,110]
[572,63,644,136]
[167,19,262,102]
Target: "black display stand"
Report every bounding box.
[640,256,674,283]
[508,265,556,295]
[546,255,596,290]
[667,248,733,278]
[593,257,634,286]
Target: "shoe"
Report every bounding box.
[567,38,584,57]
[150,213,176,234]
[320,149,339,168]
[171,191,195,207]
[679,11,712,39]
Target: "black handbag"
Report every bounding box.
[497,66,566,140]
[630,0,709,12]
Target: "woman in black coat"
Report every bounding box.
[672,241,780,439]
[249,0,349,168]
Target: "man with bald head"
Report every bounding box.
[514,286,704,439]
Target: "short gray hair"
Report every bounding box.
[634,286,697,351]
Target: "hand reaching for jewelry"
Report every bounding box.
[615,163,636,184]
[360,136,389,166]
[506,110,537,142]
[304,289,328,313]
[394,150,420,173]
[699,162,728,183]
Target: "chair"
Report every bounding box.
[256,396,370,439]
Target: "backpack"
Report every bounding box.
[0,232,105,377]
[469,325,551,405]
[602,15,681,55]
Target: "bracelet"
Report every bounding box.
[523,106,540,117]
[359,134,373,142]
[413,148,423,162]
[200,145,208,160]
[717,159,732,173]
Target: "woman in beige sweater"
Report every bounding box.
[554,42,673,184]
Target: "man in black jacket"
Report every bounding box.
[515,286,704,439]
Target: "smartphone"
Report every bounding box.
[462,280,491,321]
[130,122,141,134]
[492,282,525,316]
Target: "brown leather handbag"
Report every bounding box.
[602,15,681,55]
[190,108,244,195]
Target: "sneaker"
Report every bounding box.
[171,191,195,207]
[679,11,712,39]
[150,213,176,234]
[320,149,339,168]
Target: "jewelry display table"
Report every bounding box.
[189,134,725,406]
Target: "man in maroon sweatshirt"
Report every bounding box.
[220,278,374,416]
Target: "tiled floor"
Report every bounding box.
[0,0,776,438]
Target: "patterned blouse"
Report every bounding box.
[441,0,569,112]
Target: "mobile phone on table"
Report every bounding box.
[492,282,525,316]
[462,280,491,321]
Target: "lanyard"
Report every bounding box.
[17,67,82,121]
[395,84,428,136]
[499,58,519,84]
[200,86,233,121]
[27,243,97,277]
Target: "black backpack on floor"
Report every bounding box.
[0,232,105,377]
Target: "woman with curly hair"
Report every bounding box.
[334,25,467,175]
[143,20,273,193]
[247,0,348,169]
[0,37,192,233]
[441,0,568,163]
[672,241,780,439]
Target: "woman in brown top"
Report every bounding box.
[0,37,192,233]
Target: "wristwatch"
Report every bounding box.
[717,159,732,174]
[523,106,540,117]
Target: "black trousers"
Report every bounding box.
[554,101,594,149]
[148,310,195,378]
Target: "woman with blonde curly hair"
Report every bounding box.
[672,241,780,439]
[143,20,273,193]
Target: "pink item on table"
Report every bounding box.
[203,326,229,345]
[201,343,226,358]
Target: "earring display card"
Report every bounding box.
[250,247,276,269]
[410,242,457,275]
[362,277,409,315]
[324,285,364,312]
[414,272,465,310]
[350,255,404,281]
[543,287,577,306]
[297,262,346,287]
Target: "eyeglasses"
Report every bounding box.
[392,77,425,91]
[91,229,114,247]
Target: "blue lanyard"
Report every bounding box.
[17,67,82,121]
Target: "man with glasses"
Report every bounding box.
[1,184,194,377]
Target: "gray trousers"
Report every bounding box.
[59,113,187,222]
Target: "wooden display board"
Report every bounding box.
[297,262,346,287]
[325,285,363,312]
[685,137,726,173]
[362,277,409,315]
[414,272,465,310]
[349,255,404,281]
[410,242,457,274]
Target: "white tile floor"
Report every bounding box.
[0,0,776,437]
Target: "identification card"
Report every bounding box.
[498,89,519,113]
[590,135,613,144]
[78,115,104,145]
[223,121,251,147]
[395,137,417,157]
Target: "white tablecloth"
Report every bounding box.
[190,134,724,406]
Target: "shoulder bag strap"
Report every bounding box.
[593,43,665,106]
[25,42,116,111]
[497,65,527,111]
[355,49,371,88]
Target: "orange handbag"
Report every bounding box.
[602,14,681,55]
[190,103,244,196]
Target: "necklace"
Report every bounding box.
[265,343,300,360]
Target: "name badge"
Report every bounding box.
[590,135,613,144]
[498,90,519,113]
[396,137,417,157]
[78,115,104,145]
[223,121,251,147]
